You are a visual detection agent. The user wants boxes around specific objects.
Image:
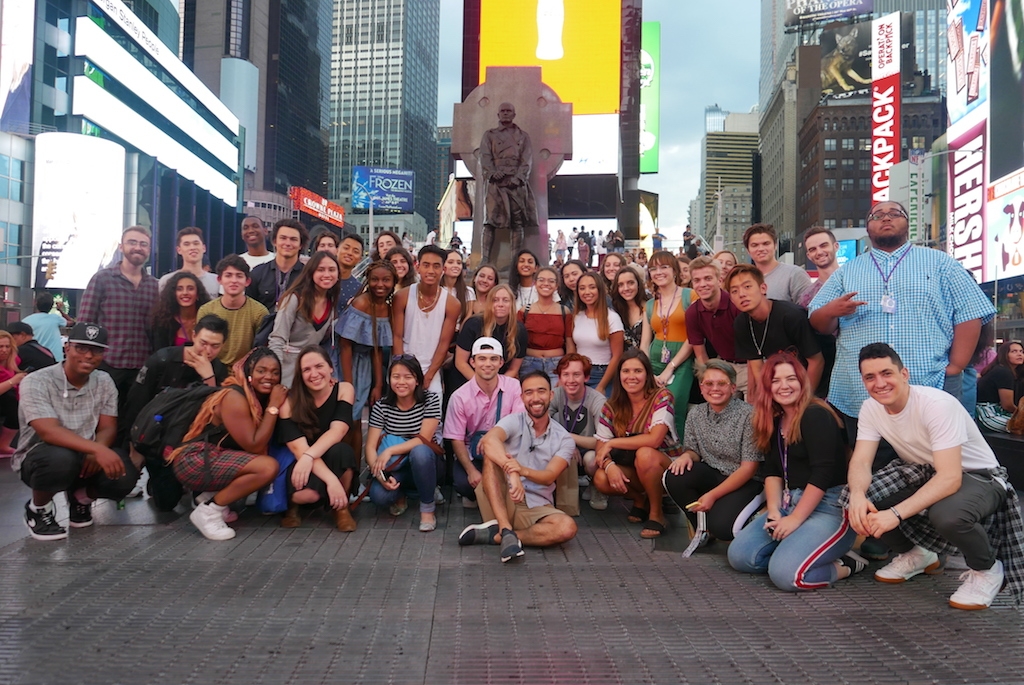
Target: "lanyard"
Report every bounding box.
[869,248,911,294]
[657,286,679,343]
[777,425,792,509]
[562,401,587,435]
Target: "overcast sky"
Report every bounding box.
[435,0,761,241]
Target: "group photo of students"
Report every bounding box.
[6,205,1023,612]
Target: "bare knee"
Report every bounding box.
[253,455,279,485]
[552,514,578,543]
[634,447,665,473]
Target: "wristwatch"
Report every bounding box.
[267,406,280,415]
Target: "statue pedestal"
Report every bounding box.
[452,67,573,275]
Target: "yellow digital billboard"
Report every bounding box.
[479,0,621,116]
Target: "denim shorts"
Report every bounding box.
[521,355,561,384]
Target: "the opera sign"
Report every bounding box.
[871,12,901,204]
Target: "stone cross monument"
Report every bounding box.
[452,66,573,272]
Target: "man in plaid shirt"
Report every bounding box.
[78,226,159,424]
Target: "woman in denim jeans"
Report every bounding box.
[728,352,866,591]
[365,356,443,532]
[519,266,572,384]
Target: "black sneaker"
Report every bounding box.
[66,491,93,528]
[500,528,525,563]
[24,501,68,541]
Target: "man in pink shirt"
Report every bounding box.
[443,337,525,509]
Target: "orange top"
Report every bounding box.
[649,288,697,343]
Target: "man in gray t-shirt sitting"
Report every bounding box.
[458,371,578,563]
[548,354,608,510]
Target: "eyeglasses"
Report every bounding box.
[391,354,417,363]
[70,343,104,356]
[700,381,733,389]
[123,239,150,249]
[867,210,908,222]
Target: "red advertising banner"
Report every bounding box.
[289,187,346,228]
[948,118,986,283]
[870,12,901,204]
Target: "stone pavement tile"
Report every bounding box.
[0,467,1023,684]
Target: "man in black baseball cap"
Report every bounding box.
[7,321,56,372]
[13,321,138,541]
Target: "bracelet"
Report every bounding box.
[202,375,214,382]
[302,452,315,460]
[603,461,614,472]
[890,507,903,522]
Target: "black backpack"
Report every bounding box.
[130,384,230,511]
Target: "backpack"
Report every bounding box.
[130,384,231,511]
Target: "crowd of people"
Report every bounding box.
[4,202,1023,611]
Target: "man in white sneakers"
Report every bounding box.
[843,343,1024,610]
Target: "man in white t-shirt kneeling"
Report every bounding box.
[843,342,1024,610]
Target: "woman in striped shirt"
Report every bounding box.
[365,355,443,532]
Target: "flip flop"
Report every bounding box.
[640,520,667,539]
[627,506,649,523]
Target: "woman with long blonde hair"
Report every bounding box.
[453,284,527,383]
[728,352,863,591]
[0,330,26,455]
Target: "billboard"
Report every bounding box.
[785,0,873,27]
[870,12,903,204]
[290,187,346,228]
[888,151,931,243]
[351,167,415,212]
[947,0,989,127]
[0,0,35,133]
[640,22,660,174]
[948,116,987,283]
[479,0,621,116]
[33,133,127,290]
[820,13,915,100]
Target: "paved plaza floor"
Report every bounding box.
[1,466,1023,685]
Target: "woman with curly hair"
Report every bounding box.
[269,251,341,387]
[728,352,862,591]
[149,271,211,350]
[591,348,683,538]
[385,246,417,292]
[171,348,285,540]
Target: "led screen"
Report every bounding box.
[33,133,127,290]
[479,0,621,116]
[0,0,34,133]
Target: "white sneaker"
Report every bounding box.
[589,487,609,511]
[949,560,1005,610]
[127,466,149,497]
[193,492,237,522]
[581,485,593,501]
[189,501,236,541]
[434,487,446,505]
[874,545,942,583]
[462,496,478,509]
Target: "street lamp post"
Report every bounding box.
[352,180,377,235]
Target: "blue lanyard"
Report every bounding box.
[869,248,911,294]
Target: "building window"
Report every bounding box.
[842,138,855,150]
[858,178,870,191]
[824,219,836,229]
[841,158,854,170]
[824,158,836,170]
[841,178,854,191]
[825,178,836,190]
[825,139,836,151]
[912,136,926,149]
[859,158,871,171]
[859,138,871,151]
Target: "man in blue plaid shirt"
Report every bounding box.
[808,201,994,439]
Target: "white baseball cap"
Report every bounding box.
[471,337,504,357]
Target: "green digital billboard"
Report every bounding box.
[640,22,660,174]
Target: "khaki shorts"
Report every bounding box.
[732,362,749,398]
[474,481,564,531]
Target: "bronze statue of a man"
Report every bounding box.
[479,102,538,264]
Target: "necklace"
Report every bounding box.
[748,313,770,359]
[417,285,442,313]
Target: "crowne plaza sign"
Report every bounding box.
[289,187,346,228]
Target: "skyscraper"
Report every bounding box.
[329,0,440,223]
[181,0,332,220]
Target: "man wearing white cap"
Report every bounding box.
[443,337,525,509]
[14,322,139,541]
